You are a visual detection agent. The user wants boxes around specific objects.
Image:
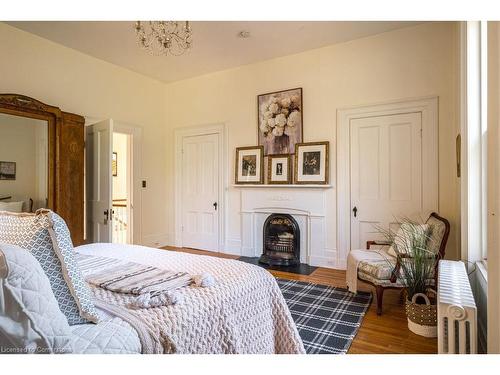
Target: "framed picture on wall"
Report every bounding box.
[0,161,16,180]
[267,154,291,184]
[235,146,264,184]
[258,87,303,156]
[112,152,118,177]
[294,142,329,184]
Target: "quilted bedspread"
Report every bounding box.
[76,243,305,354]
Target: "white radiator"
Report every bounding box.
[438,260,477,354]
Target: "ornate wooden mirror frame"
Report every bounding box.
[0,94,58,210]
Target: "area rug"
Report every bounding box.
[277,278,372,354]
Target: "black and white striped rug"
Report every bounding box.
[277,278,372,354]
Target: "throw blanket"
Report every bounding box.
[78,254,212,307]
[76,243,305,354]
[346,249,387,293]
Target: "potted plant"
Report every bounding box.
[378,219,438,337]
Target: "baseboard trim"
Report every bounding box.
[142,233,169,248]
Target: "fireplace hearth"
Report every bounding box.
[259,213,300,266]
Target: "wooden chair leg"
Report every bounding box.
[375,286,384,316]
[399,289,406,304]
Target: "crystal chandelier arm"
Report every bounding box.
[134,21,191,55]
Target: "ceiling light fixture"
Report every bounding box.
[134,21,192,56]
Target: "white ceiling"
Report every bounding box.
[7,21,422,83]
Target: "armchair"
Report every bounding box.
[357,212,450,315]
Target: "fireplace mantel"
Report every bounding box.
[238,186,337,268]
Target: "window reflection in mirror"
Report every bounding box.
[0,113,48,213]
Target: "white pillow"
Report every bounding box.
[0,243,74,353]
[0,201,23,213]
[0,210,100,325]
[387,223,429,257]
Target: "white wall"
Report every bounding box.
[0,114,47,211]
[0,23,169,247]
[487,21,500,354]
[165,22,461,264]
[0,22,462,260]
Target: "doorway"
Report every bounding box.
[112,132,132,244]
[85,119,142,245]
[174,124,226,252]
[336,97,439,266]
[349,112,423,248]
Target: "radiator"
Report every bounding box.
[438,260,477,354]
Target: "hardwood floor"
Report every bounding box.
[162,246,438,354]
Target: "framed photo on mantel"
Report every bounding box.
[267,154,291,184]
[235,146,264,184]
[294,141,329,184]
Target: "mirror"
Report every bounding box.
[0,112,49,213]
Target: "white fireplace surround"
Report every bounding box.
[238,186,337,268]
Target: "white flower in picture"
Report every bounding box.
[257,88,303,155]
[272,125,284,137]
[280,97,291,108]
[287,110,300,128]
[269,102,279,114]
[275,113,287,127]
[260,121,270,133]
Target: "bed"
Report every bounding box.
[76,243,305,354]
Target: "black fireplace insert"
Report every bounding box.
[259,213,300,266]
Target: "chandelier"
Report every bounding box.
[134,21,192,56]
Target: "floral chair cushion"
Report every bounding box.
[357,249,396,280]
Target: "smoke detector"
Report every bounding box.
[238,30,251,38]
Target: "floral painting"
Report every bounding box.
[258,88,303,155]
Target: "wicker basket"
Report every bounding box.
[405,291,437,338]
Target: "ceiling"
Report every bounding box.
[7,21,422,83]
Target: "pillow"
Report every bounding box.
[0,210,100,325]
[0,201,24,213]
[387,223,430,258]
[0,243,74,353]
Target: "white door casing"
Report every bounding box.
[337,97,438,268]
[86,119,114,243]
[180,132,221,251]
[349,112,423,249]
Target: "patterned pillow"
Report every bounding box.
[0,210,99,325]
[0,243,74,353]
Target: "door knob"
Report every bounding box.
[104,209,109,224]
[213,202,218,210]
[353,206,358,217]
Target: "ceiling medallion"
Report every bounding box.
[134,21,192,56]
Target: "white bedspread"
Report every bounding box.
[76,243,305,354]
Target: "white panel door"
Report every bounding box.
[350,112,423,249]
[86,119,113,243]
[181,133,220,251]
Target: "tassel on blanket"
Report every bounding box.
[130,291,184,309]
[129,274,215,308]
[192,273,215,287]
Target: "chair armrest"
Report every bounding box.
[366,240,391,250]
